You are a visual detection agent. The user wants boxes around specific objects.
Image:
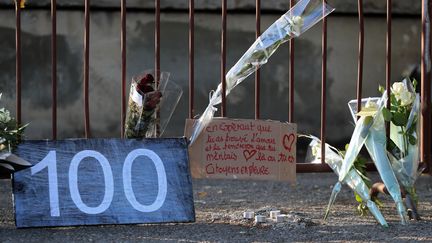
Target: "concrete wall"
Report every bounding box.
[0,0,422,15]
[0,6,421,145]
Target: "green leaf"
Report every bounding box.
[409,134,417,145]
[354,192,363,203]
[382,108,392,122]
[356,203,368,216]
[374,198,383,208]
[392,112,408,126]
[390,95,398,106]
[378,85,385,94]
[412,79,418,90]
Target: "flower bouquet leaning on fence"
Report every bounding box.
[189,0,335,143]
[343,92,407,225]
[381,79,424,220]
[303,135,388,227]
[124,70,183,138]
[0,94,31,174]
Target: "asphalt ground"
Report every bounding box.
[2,173,432,242]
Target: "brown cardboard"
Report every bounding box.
[184,118,296,184]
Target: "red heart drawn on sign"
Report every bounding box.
[283,134,295,152]
[243,150,257,161]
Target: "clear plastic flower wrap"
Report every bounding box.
[189,0,335,143]
[346,93,407,224]
[124,70,183,138]
[385,79,423,219]
[304,135,388,227]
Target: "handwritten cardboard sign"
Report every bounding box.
[13,138,195,228]
[185,119,296,183]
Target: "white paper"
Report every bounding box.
[131,89,143,107]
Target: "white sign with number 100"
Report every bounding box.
[30,149,167,217]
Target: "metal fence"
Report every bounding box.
[8,0,432,173]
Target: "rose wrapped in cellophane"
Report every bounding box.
[124,71,182,138]
[346,94,407,224]
[304,135,388,227]
[383,79,423,220]
[189,0,335,143]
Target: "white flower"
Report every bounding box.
[391,82,414,106]
[311,142,321,158]
[392,82,406,96]
[365,100,378,109]
[286,16,304,37]
[398,91,414,106]
[0,108,11,124]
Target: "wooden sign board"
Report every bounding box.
[13,138,195,228]
[185,119,296,183]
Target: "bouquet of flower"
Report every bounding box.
[189,0,335,143]
[0,93,31,173]
[344,93,407,225]
[124,71,182,138]
[304,135,388,227]
[382,79,423,220]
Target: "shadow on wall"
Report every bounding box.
[0,27,81,109]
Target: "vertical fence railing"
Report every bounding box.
[6,1,432,177]
[155,0,160,77]
[189,0,195,119]
[155,0,161,136]
[356,0,364,116]
[386,0,392,138]
[320,0,328,165]
[120,0,126,138]
[221,0,227,117]
[255,0,261,119]
[15,2,21,126]
[289,0,295,123]
[421,0,432,173]
[83,0,90,138]
[51,0,57,140]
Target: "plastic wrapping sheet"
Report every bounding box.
[346,93,407,224]
[305,136,388,227]
[388,82,422,192]
[190,0,335,143]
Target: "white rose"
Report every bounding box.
[392,82,406,95]
[398,90,414,106]
[287,16,303,36]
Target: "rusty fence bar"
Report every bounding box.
[356,0,364,116]
[155,0,160,77]
[83,0,90,138]
[120,0,126,138]
[155,0,161,136]
[421,0,432,173]
[386,0,392,138]
[189,0,195,119]
[15,2,21,125]
[255,0,261,119]
[289,0,295,123]
[221,0,227,117]
[320,0,328,165]
[51,0,57,140]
